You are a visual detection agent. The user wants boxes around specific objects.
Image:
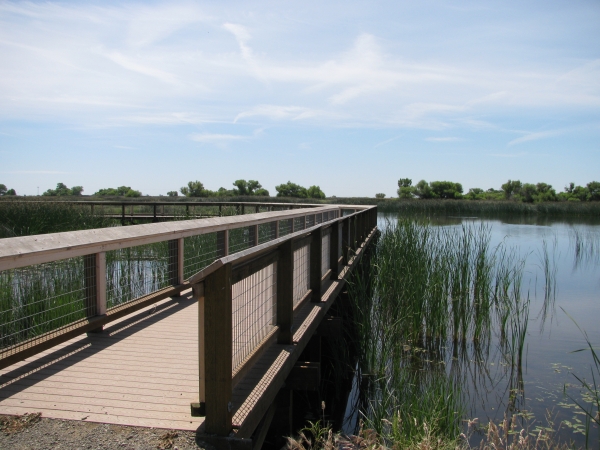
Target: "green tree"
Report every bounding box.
[43,183,84,196]
[0,184,6,195]
[397,178,414,198]
[167,191,178,197]
[413,180,435,199]
[94,186,140,197]
[587,181,600,201]
[306,185,326,199]
[375,193,386,199]
[501,180,523,199]
[520,183,537,203]
[535,183,557,202]
[232,179,249,195]
[465,188,484,200]
[180,181,206,197]
[430,181,463,199]
[275,181,308,198]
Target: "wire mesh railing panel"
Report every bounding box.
[293,217,305,232]
[229,227,252,254]
[279,219,293,237]
[231,263,277,371]
[315,213,323,225]
[106,242,174,309]
[321,233,331,276]
[258,222,277,245]
[293,245,310,309]
[0,256,92,353]
[183,232,221,279]
[306,215,315,228]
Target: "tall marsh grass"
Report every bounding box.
[347,220,529,446]
[0,201,115,237]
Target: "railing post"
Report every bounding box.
[121,204,125,226]
[204,263,233,435]
[191,282,206,416]
[310,227,323,302]
[84,252,106,332]
[330,221,339,279]
[275,220,280,239]
[342,218,350,265]
[217,230,229,258]
[153,204,157,222]
[249,225,258,247]
[277,240,293,344]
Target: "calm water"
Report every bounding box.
[375,213,600,446]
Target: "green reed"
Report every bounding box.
[0,201,115,237]
[347,219,529,445]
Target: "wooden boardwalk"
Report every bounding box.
[0,291,205,431]
[0,203,377,446]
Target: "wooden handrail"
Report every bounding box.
[0,205,351,271]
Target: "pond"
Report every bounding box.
[346,213,600,447]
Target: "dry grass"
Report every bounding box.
[0,412,42,435]
[285,416,576,450]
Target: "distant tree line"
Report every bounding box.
[177,180,325,199]
[42,183,84,196]
[0,184,17,196]
[393,179,600,203]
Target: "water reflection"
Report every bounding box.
[345,213,600,447]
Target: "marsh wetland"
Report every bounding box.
[342,214,600,448]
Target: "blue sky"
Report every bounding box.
[1,0,599,197]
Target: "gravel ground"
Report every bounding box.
[0,414,215,450]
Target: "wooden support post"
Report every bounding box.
[330,220,339,279]
[191,282,206,416]
[121,204,125,226]
[255,205,260,213]
[203,264,233,435]
[277,240,293,344]
[275,220,280,239]
[242,204,245,215]
[349,216,355,254]
[168,239,185,296]
[310,227,323,302]
[249,225,258,247]
[84,252,106,332]
[217,230,229,258]
[341,218,349,265]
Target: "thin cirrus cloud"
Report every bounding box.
[425,137,462,142]
[507,130,563,146]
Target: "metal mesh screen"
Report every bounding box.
[279,219,293,237]
[231,263,277,371]
[183,232,222,279]
[306,215,315,228]
[293,245,310,309]
[258,222,277,244]
[321,233,331,277]
[293,217,305,232]
[105,242,174,309]
[316,213,323,225]
[0,256,93,354]
[229,227,252,254]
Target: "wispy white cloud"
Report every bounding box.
[425,137,461,142]
[189,128,263,144]
[489,152,528,158]
[508,130,562,146]
[2,170,70,174]
[374,136,401,148]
